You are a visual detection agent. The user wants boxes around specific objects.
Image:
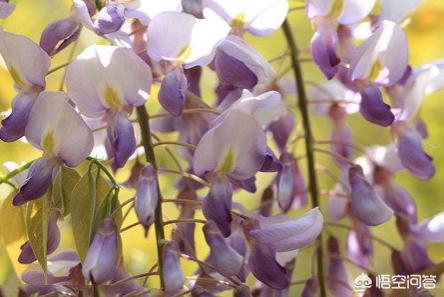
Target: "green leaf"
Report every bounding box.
[0,236,22,296]
[52,166,81,217]
[0,192,26,245]
[70,168,112,261]
[25,191,50,273]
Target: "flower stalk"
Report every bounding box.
[136,105,166,290]
[282,19,327,297]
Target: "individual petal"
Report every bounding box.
[0,93,36,142]
[162,241,186,294]
[147,11,230,68]
[307,0,375,25]
[327,184,349,221]
[0,1,14,19]
[40,18,81,56]
[0,30,50,90]
[18,211,61,264]
[258,150,281,174]
[269,112,295,152]
[226,89,287,129]
[94,4,125,35]
[158,66,188,117]
[382,184,417,223]
[82,218,119,283]
[66,45,152,117]
[25,92,94,167]
[395,62,444,122]
[202,0,288,35]
[72,0,96,31]
[249,208,323,252]
[349,165,393,226]
[359,85,394,126]
[413,211,444,242]
[135,165,159,234]
[215,36,275,89]
[350,20,408,86]
[202,178,233,237]
[106,113,136,170]
[276,153,308,212]
[12,157,56,206]
[330,123,354,168]
[327,236,353,297]
[308,80,361,115]
[215,46,257,89]
[394,123,435,180]
[424,60,444,94]
[203,221,243,276]
[248,241,289,289]
[311,23,340,80]
[193,109,267,180]
[380,0,426,23]
[346,221,373,269]
[399,239,433,274]
[124,0,183,26]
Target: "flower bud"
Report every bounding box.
[135,165,159,234]
[94,4,125,35]
[203,221,243,276]
[82,218,119,283]
[107,112,137,170]
[349,165,393,226]
[158,66,188,117]
[40,18,81,56]
[162,241,186,294]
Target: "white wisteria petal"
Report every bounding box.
[308,80,361,114]
[350,20,408,86]
[424,60,444,95]
[249,208,324,252]
[202,0,288,35]
[413,212,444,242]
[25,92,93,167]
[147,11,230,68]
[72,0,95,31]
[225,89,287,128]
[396,62,443,122]
[193,109,267,180]
[0,30,50,90]
[307,0,375,25]
[66,45,152,117]
[0,2,14,18]
[217,36,276,87]
[124,0,183,25]
[380,0,425,23]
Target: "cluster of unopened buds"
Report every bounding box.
[0,0,443,296]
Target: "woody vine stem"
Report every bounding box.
[282,19,327,297]
[136,105,166,290]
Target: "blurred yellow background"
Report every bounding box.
[0,0,443,296]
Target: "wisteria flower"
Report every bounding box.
[66,44,152,169]
[0,30,50,142]
[202,0,288,36]
[13,92,93,205]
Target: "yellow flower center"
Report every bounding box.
[104,86,122,110]
[218,149,236,174]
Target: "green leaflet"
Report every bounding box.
[25,191,50,274]
[0,236,22,296]
[70,167,112,261]
[0,192,26,245]
[52,166,81,217]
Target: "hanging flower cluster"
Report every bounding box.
[0,0,443,296]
